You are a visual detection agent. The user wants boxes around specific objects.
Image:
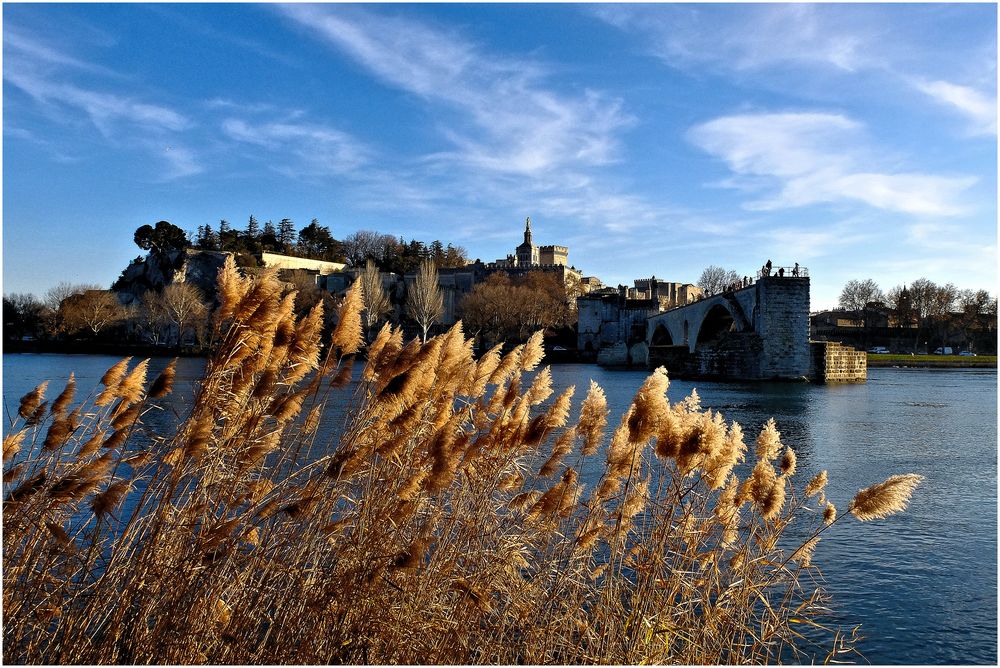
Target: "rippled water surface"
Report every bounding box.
[3,354,996,664]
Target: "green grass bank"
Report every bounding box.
[867,353,997,368]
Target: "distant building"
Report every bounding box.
[580,276,604,294]
[576,277,704,354]
[811,308,891,331]
[577,287,661,354]
[501,217,569,268]
[539,245,568,266]
[515,217,541,266]
[629,277,702,309]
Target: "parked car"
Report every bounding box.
[959,351,977,357]
[933,347,954,355]
[868,346,890,354]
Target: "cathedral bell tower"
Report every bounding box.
[515,216,539,266]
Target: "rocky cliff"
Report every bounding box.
[114,249,230,305]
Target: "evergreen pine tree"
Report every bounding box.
[202,223,218,250]
[246,215,260,240]
[218,219,233,251]
[261,220,278,252]
[278,218,297,253]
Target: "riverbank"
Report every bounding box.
[867,353,997,368]
[2,339,209,357]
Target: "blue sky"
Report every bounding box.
[3,3,996,309]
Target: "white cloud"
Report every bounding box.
[592,4,873,74]
[5,69,189,136]
[756,224,871,261]
[912,79,997,136]
[158,145,203,180]
[3,26,122,77]
[277,4,631,177]
[4,27,198,180]
[688,112,977,217]
[221,118,370,177]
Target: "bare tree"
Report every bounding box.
[45,282,101,311]
[838,278,884,327]
[957,289,992,349]
[359,260,391,339]
[59,290,127,336]
[886,284,915,329]
[929,282,958,319]
[697,265,741,296]
[162,283,208,346]
[407,259,444,343]
[3,293,45,341]
[459,271,571,349]
[906,278,944,351]
[344,230,393,266]
[928,282,959,348]
[907,278,937,323]
[136,290,170,345]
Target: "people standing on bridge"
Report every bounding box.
[792,262,800,277]
[765,259,772,276]
[778,267,784,277]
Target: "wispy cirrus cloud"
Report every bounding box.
[912,79,997,136]
[3,26,123,77]
[277,4,631,177]
[593,4,996,139]
[592,4,874,73]
[6,69,190,136]
[221,117,370,177]
[157,144,203,180]
[4,26,199,179]
[755,221,872,261]
[688,112,977,217]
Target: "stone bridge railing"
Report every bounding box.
[755,265,808,279]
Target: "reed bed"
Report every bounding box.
[2,258,922,665]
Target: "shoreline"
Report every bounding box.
[5,342,997,371]
[2,340,209,358]
[867,357,996,369]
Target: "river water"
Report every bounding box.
[3,354,996,664]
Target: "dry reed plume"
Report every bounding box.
[2,256,922,665]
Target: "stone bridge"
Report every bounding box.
[640,276,812,380]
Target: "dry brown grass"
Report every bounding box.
[2,256,921,664]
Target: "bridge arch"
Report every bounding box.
[650,323,673,346]
[693,303,738,348]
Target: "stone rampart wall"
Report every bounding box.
[261,252,346,275]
